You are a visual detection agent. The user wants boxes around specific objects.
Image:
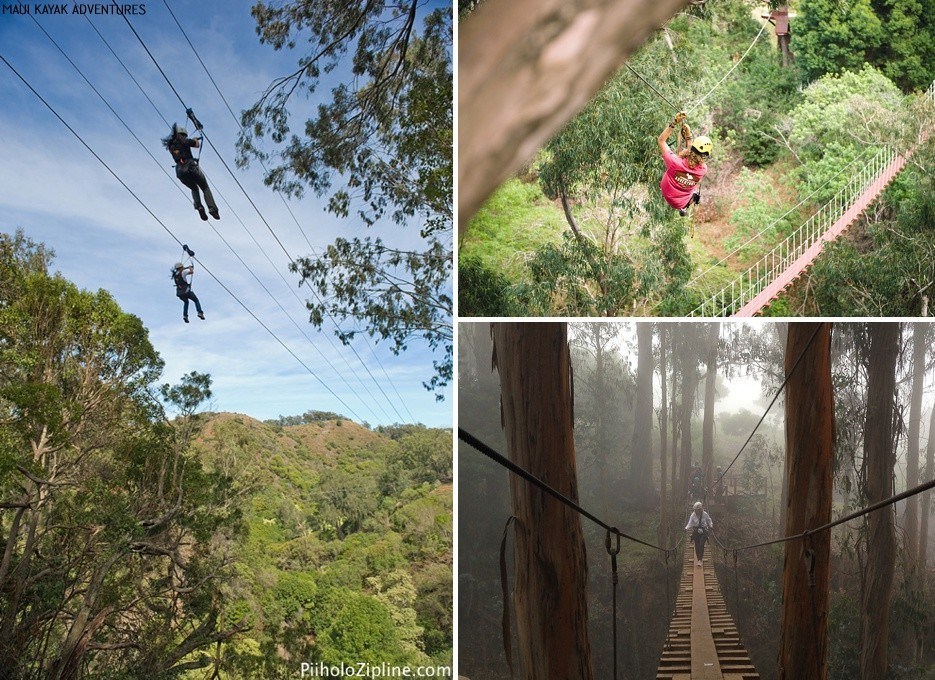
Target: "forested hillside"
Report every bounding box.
[0,231,452,678]
[459,0,935,317]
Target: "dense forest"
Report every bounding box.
[459,0,935,317]
[0,232,452,678]
[458,321,934,678]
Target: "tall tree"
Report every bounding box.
[920,406,935,576]
[778,322,834,680]
[631,322,655,507]
[904,323,925,588]
[239,2,453,396]
[491,323,593,678]
[573,322,622,514]
[0,234,246,677]
[794,0,883,84]
[658,324,670,543]
[859,322,900,679]
[701,323,720,496]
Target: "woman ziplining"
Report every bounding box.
[171,245,206,323]
[162,122,220,222]
[658,111,712,221]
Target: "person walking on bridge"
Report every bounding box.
[685,501,713,567]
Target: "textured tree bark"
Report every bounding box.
[631,322,655,507]
[491,322,594,679]
[459,0,691,232]
[859,322,899,680]
[778,322,833,680]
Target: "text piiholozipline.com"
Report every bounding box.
[299,662,453,678]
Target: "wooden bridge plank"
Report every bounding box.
[690,557,724,679]
[657,541,760,679]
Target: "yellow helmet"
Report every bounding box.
[691,136,713,156]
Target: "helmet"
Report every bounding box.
[693,502,703,510]
[691,136,712,156]
[174,124,188,138]
[174,262,184,270]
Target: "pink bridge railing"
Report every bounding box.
[688,82,933,317]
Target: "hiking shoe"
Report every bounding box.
[197,312,205,320]
[679,208,687,217]
[197,206,208,221]
[209,207,220,220]
[183,316,189,323]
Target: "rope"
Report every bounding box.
[721,475,935,553]
[686,19,769,114]
[458,429,677,553]
[714,323,826,486]
[663,548,673,650]
[625,63,681,113]
[733,549,741,633]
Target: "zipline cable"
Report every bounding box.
[119,13,297,265]
[31,17,394,425]
[0,52,370,425]
[625,63,681,113]
[686,19,769,114]
[118,10,414,422]
[159,0,416,423]
[83,15,171,130]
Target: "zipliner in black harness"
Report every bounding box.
[162,122,220,222]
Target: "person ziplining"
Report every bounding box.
[162,122,220,221]
[658,111,712,224]
[171,246,205,323]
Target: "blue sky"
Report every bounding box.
[0,1,452,427]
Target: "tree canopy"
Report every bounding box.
[238,1,453,397]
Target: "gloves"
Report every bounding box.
[671,111,687,128]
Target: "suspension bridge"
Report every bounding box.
[656,541,759,680]
[688,81,934,317]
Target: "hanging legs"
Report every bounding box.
[179,164,220,221]
[178,291,205,323]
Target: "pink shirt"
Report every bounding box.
[660,148,707,209]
